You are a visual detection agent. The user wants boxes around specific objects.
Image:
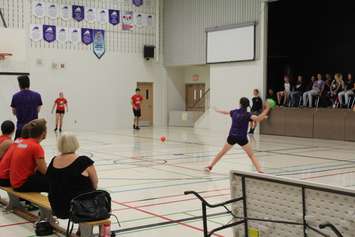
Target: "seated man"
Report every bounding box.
[0,125,30,187]
[0,121,15,160]
[9,119,49,192]
[303,74,325,107]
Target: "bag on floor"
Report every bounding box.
[66,190,112,236]
[35,220,54,236]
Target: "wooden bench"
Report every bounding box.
[0,187,111,237]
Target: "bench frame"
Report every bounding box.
[0,187,111,237]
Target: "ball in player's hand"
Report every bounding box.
[266,99,277,110]
[160,136,167,142]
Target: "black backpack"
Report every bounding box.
[66,190,111,236]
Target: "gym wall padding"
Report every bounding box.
[261,108,355,141]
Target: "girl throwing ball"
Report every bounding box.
[52,92,68,132]
[206,97,270,173]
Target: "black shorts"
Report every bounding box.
[56,110,65,114]
[133,108,141,117]
[251,110,261,116]
[227,136,249,146]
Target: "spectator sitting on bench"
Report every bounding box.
[319,73,332,107]
[303,73,325,107]
[0,121,15,160]
[0,124,31,187]
[338,73,354,108]
[276,75,291,106]
[289,75,304,107]
[47,132,98,219]
[10,119,49,192]
[329,73,344,107]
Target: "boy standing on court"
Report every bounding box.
[11,75,42,139]
[131,88,144,130]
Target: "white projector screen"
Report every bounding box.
[207,25,255,64]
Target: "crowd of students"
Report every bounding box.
[274,73,355,109]
[0,75,98,224]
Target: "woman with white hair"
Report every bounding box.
[46,132,98,219]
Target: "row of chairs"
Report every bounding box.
[288,94,355,108]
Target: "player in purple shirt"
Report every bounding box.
[11,75,43,139]
[206,97,269,173]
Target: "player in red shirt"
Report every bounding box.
[0,124,30,187]
[131,88,144,130]
[51,92,68,133]
[0,120,15,161]
[9,119,49,192]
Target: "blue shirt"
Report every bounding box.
[11,90,42,128]
[229,108,252,138]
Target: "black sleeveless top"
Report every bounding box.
[47,155,94,219]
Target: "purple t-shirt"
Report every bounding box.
[11,90,42,128]
[229,108,252,138]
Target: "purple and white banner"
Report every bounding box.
[46,3,58,19]
[93,29,105,59]
[72,5,84,22]
[61,4,70,20]
[109,10,120,25]
[86,7,96,23]
[69,28,81,44]
[132,0,143,7]
[81,28,93,45]
[97,9,108,24]
[30,24,42,41]
[43,25,56,43]
[32,1,45,18]
[57,27,68,43]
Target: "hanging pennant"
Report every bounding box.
[145,14,154,27]
[57,27,68,43]
[61,4,70,21]
[86,7,96,23]
[32,1,45,18]
[30,24,42,41]
[109,10,120,26]
[69,28,81,44]
[72,5,85,22]
[132,0,143,7]
[81,28,93,45]
[97,9,108,24]
[93,30,105,59]
[122,11,134,30]
[43,25,56,43]
[47,3,58,19]
[135,13,144,28]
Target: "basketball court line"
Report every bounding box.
[115,211,229,234]
[111,199,225,237]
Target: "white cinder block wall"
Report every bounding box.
[163,0,267,132]
[0,0,184,130]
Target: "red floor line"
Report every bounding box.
[112,193,229,212]
[302,170,355,180]
[112,200,224,237]
[122,188,229,205]
[0,221,31,228]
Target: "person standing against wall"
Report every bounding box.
[11,75,43,139]
[131,88,144,130]
[51,92,68,133]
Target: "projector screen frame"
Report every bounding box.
[205,22,256,64]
